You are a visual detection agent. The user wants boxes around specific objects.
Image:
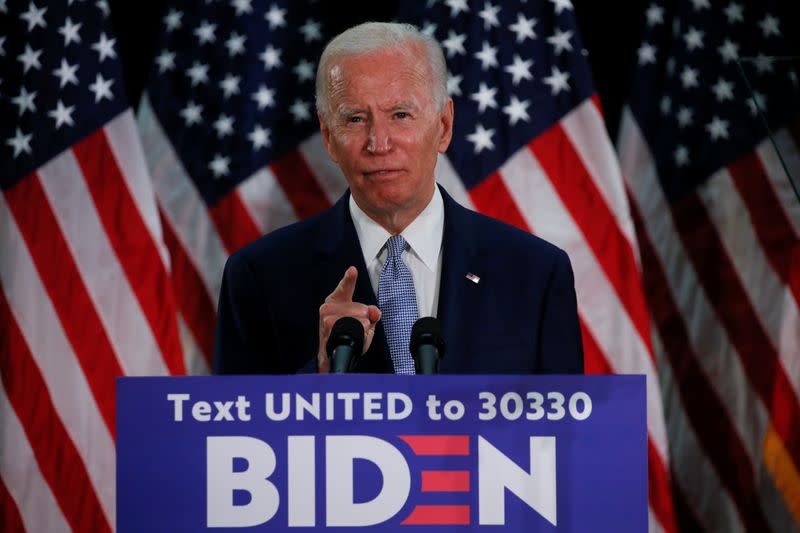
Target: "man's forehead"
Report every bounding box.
[327,44,428,85]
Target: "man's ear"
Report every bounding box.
[318,112,339,164]
[437,98,454,154]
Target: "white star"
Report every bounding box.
[58,17,82,46]
[299,19,322,43]
[92,33,116,62]
[53,59,79,88]
[759,14,780,37]
[478,2,501,30]
[637,42,656,65]
[724,2,743,23]
[48,100,75,129]
[180,101,203,125]
[164,8,182,31]
[252,84,275,109]
[186,61,209,86]
[248,125,271,150]
[502,95,531,125]
[213,114,234,138]
[467,123,495,153]
[7,128,32,158]
[718,40,739,63]
[155,50,176,73]
[260,44,282,70]
[232,0,252,15]
[265,4,287,29]
[420,21,437,37]
[746,91,767,115]
[220,75,241,98]
[474,41,498,70]
[11,87,36,115]
[195,20,217,44]
[447,74,462,96]
[294,59,315,82]
[674,145,689,166]
[225,32,246,56]
[706,116,729,141]
[683,27,704,51]
[543,66,570,95]
[209,154,230,178]
[645,3,664,26]
[445,0,469,17]
[753,54,773,74]
[504,54,534,85]
[441,31,466,58]
[96,0,109,17]
[549,0,573,15]
[89,73,114,102]
[17,44,42,73]
[691,0,710,10]
[676,106,693,128]
[547,28,573,55]
[711,78,734,102]
[680,66,699,89]
[660,95,671,115]
[0,36,5,56]
[470,82,498,113]
[0,0,6,13]
[509,13,536,43]
[289,99,311,122]
[20,2,47,31]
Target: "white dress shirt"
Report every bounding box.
[348,187,444,318]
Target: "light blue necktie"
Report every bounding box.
[377,235,417,374]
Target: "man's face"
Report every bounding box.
[319,44,454,227]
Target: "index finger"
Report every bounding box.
[326,266,358,303]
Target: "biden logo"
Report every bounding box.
[207,434,557,528]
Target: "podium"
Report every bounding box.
[117,375,646,531]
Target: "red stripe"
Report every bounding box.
[529,126,654,357]
[398,435,469,455]
[0,478,25,533]
[630,197,771,532]
[590,94,604,119]
[159,209,216,368]
[72,130,186,376]
[672,191,800,473]
[208,189,262,254]
[402,505,470,525]
[579,317,613,374]
[729,151,800,304]
[0,290,112,533]
[270,150,332,219]
[4,175,120,437]
[648,438,678,533]
[420,470,470,492]
[468,171,529,231]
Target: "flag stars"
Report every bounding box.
[711,78,734,102]
[0,36,5,56]
[759,14,780,37]
[441,31,466,58]
[18,44,42,73]
[718,40,739,63]
[676,106,693,128]
[58,17,82,46]
[549,0,573,15]
[420,21,437,37]
[156,50,176,73]
[248,125,271,150]
[92,33,117,62]
[683,27,704,51]
[232,0,253,15]
[547,28,573,55]
[478,2,501,30]
[470,82,498,113]
[509,13,537,43]
[225,32,246,56]
[637,42,656,65]
[690,0,710,10]
[194,21,217,44]
[180,101,203,125]
[164,9,182,31]
[299,19,322,43]
[502,95,531,125]
[220,75,241,98]
[674,145,689,167]
[746,91,767,115]
[265,4,287,29]
[645,3,664,26]
[186,61,209,86]
[20,2,47,31]
[53,59,79,88]
[7,128,33,158]
[504,54,533,85]
[447,73,463,96]
[252,84,275,109]
[260,45,282,70]
[753,54,773,74]
[213,115,234,138]
[293,59,315,82]
[445,0,469,17]
[209,155,230,178]
[724,2,744,23]
[706,116,729,141]
[543,66,570,95]
[467,123,495,153]
[96,0,110,17]
[11,87,36,115]
[474,41,499,70]
[89,73,114,102]
[48,100,75,129]
[289,99,311,122]
[680,66,699,89]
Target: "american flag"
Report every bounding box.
[0,0,186,531]
[618,1,800,532]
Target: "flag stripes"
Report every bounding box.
[208,190,263,255]
[270,149,333,218]
[0,477,28,533]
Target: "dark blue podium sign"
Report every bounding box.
[117,375,645,532]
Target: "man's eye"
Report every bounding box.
[394,112,409,119]
[348,116,363,123]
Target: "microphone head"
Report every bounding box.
[410,316,446,358]
[326,316,364,358]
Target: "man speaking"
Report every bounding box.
[214,22,583,375]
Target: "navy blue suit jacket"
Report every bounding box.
[214,186,583,374]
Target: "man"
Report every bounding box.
[214,22,583,374]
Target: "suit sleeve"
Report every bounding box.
[537,248,584,374]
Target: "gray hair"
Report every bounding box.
[315,22,448,120]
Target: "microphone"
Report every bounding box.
[326,317,364,373]
[410,317,446,374]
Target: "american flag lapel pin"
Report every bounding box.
[465,272,480,284]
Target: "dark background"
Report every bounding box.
[108,1,799,142]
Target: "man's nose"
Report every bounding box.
[366,121,392,154]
